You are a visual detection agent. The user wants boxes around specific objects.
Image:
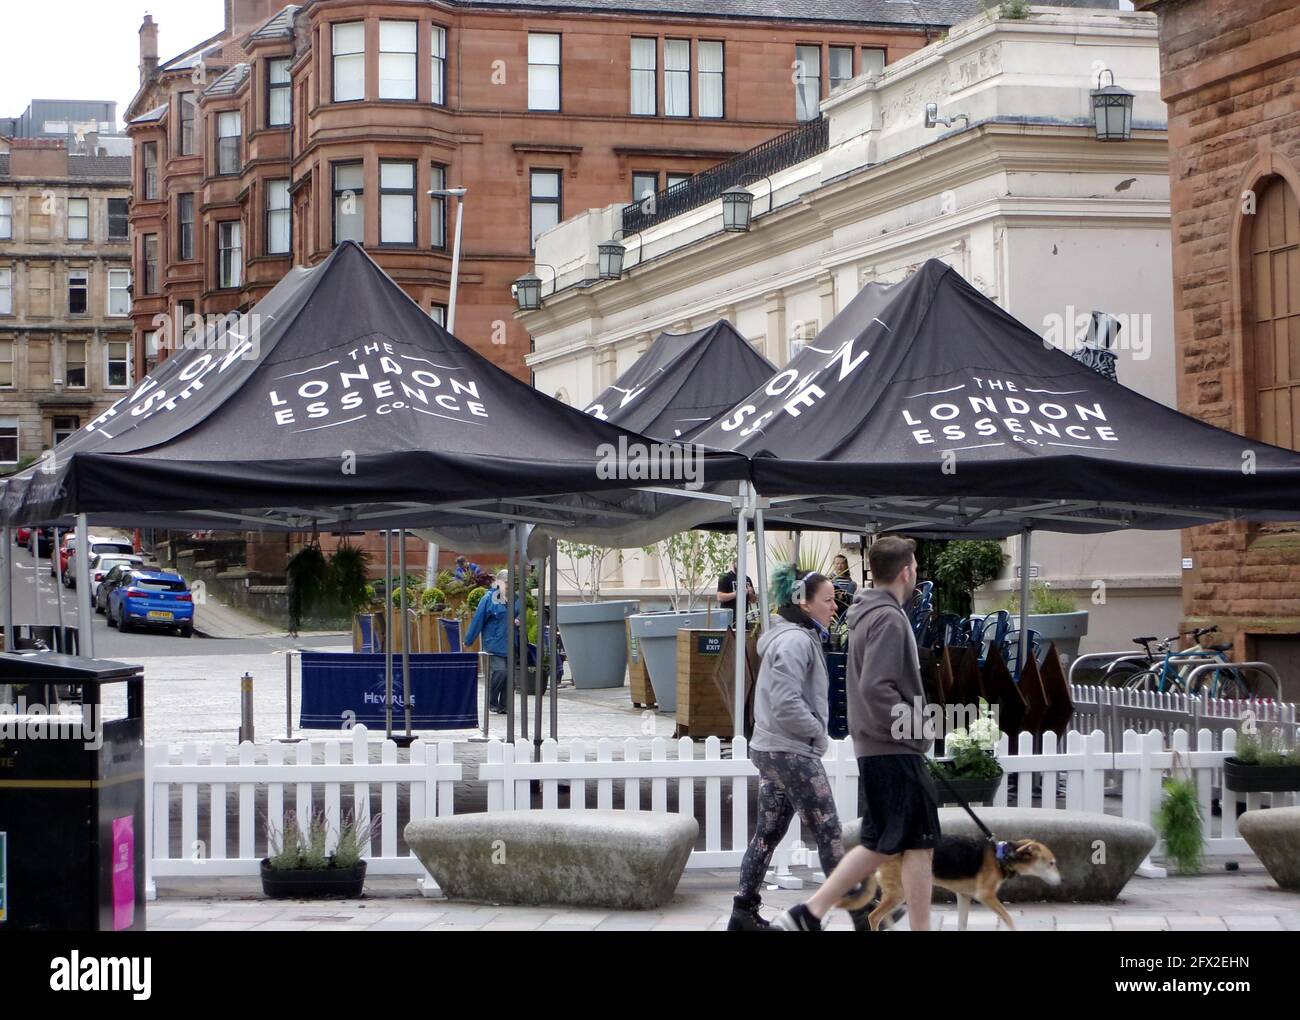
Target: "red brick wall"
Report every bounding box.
[1144,0,1300,657]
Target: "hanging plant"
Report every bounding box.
[329,542,372,617]
[286,544,330,635]
[1156,755,1204,875]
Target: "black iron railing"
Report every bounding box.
[621,116,829,234]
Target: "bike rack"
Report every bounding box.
[1183,660,1282,701]
[1068,650,1152,685]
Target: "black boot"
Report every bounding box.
[727,894,773,931]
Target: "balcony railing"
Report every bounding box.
[621,116,829,235]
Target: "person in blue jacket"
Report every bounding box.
[464,570,521,714]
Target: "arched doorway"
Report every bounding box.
[1247,176,1300,448]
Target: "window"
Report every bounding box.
[106,341,130,389]
[65,339,86,388]
[633,171,657,202]
[268,59,292,126]
[0,197,10,239]
[528,33,560,111]
[217,111,241,174]
[665,39,689,117]
[861,47,886,77]
[107,269,131,316]
[176,300,197,347]
[0,418,17,463]
[68,270,88,314]
[218,221,242,289]
[68,198,89,240]
[795,45,821,121]
[143,234,158,294]
[829,46,853,92]
[333,162,364,244]
[666,172,692,190]
[0,342,12,388]
[178,91,196,153]
[108,198,128,240]
[379,21,418,100]
[431,302,447,327]
[1248,176,1300,448]
[698,41,724,118]
[429,163,446,249]
[0,268,11,316]
[432,25,448,105]
[379,161,416,246]
[529,169,560,248]
[266,179,291,254]
[332,22,365,102]
[143,142,158,199]
[52,416,79,446]
[178,193,194,261]
[630,37,656,116]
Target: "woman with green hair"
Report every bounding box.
[729,564,872,931]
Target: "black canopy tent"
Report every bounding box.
[583,320,775,440]
[0,241,748,744]
[679,260,1300,728]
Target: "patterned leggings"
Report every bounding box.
[738,749,845,899]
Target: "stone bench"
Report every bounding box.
[405,810,698,910]
[1239,807,1300,891]
[843,807,1155,902]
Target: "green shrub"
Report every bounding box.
[333,813,375,870]
[422,587,446,610]
[466,586,488,616]
[931,540,1005,617]
[1156,777,1204,875]
[1001,580,1076,616]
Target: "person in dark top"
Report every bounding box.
[717,562,755,611]
[829,553,858,622]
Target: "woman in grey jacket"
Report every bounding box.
[730,567,863,931]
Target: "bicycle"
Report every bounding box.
[1121,625,1251,698]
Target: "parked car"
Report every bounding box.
[61,538,137,586]
[15,526,31,547]
[106,569,195,637]
[86,553,145,599]
[24,527,54,557]
[94,564,135,615]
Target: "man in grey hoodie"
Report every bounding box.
[775,536,939,932]
[730,568,873,931]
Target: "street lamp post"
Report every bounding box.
[425,186,467,585]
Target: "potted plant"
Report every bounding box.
[554,542,637,689]
[631,531,734,714]
[1155,769,1205,875]
[1000,580,1089,665]
[261,810,375,899]
[927,700,1005,805]
[1224,724,1300,793]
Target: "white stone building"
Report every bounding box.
[521,5,1177,653]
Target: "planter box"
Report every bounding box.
[675,629,732,738]
[930,770,1005,806]
[627,618,654,708]
[1223,757,1300,793]
[1025,611,1088,666]
[629,610,718,714]
[556,600,638,689]
[260,859,367,899]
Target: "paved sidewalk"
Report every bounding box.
[149,862,1300,932]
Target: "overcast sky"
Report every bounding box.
[0,2,226,129]
[1,0,1140,131]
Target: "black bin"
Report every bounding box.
[0,651,145,930]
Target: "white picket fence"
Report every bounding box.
[143,725,1297,897]
[1070,683,1298,749]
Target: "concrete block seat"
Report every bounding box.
[1239,807,1300,891]
[405,810,698,909]
[843,807,1156,903]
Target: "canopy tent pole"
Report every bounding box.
[1017,527,1033,682]
[860,534,869,586]
[754,503,770,634]
[733,483,751,739]
[53,527,65,639]
[2,526,12,658]
[424,540,438,589]
[505,523,517,745]
[534,545,545,755]
[549,536,559,742]
[384,528,394,740]
[517,524,530,745]
[791,530,801,567]
[31,524,39,630]
[399,528,412,744]
[75,514,92,658]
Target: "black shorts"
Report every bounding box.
[857,754,941,855]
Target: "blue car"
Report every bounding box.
[107,569,195,637]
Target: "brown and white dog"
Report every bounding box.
[839,836,1061,931]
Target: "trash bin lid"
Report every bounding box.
[0,651,143,684]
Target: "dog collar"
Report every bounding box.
[994,841,1016,876]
